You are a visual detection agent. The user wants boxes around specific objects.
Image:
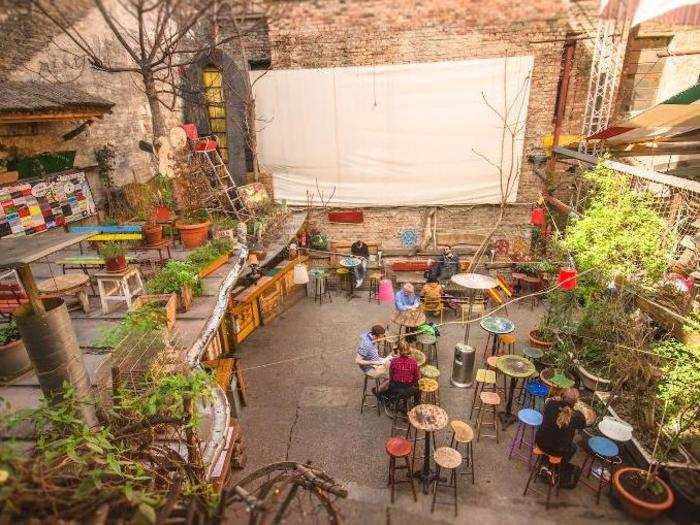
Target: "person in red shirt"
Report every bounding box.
[375,341,421,404]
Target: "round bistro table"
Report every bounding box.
[339,256,361,300]
[450,273,499,343]
[495,354,536,429]
[408,403,448,494]
[480,316,515,357]
[391,308,426,340]
[37,273,91,313]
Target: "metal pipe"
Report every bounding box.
[549,40,577,173]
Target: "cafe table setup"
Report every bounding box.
[339,256,361,300]
[408,403,449,494]
[480,316,515,356]
[495,354,536,429]
[449,272,499,343]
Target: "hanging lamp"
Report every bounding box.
[558,267,577,291]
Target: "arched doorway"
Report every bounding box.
[202,65,229,166]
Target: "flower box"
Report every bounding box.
[391,260,430,272]
[130,293,177,330]
[198,254,230,278]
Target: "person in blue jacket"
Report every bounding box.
[395,283,420,311]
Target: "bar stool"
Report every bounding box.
[522,346,544,370]
[486,355,506,394]
[580,436,621,504]
[421,364,440,382]
[360,368,384,415]
[313,271,332,304]
[386,436,417,503]
[431,447,462,517]
[389,392,414,437]
[368,272,382,303]
[523,446,562,509]
[475,391,501,443]
[336,267,351,293]
[523,380,549,411]
[469,368,496,419]
[417,333,439,367]
[418,378,440,406]
[507,408,543,468]
[449,420,475,484]
[498,334,516,354]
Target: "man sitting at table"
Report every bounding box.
[395,283,420,311]
[355,324,389,373]
[427,245,460,281]
[535,388,587,471]
[350,239,369,288]
[374,341,421,405]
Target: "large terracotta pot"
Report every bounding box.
[105,255,127,273]
[529,329,553,350]
[0,338,31,380]
[176,221,210,249]
[143,224,163,246]
[613,467,674,521]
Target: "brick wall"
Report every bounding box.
[265,0,573,249]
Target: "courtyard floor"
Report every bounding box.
[232,289,641,524]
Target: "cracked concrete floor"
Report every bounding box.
[230,290,637,524]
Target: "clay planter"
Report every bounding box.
[613,467,674,521]
[0,338,31,380]
[176,284,193,313]
[176,221,210,249]
[540,367,576,397]
[130,293,176,330]
[143,224,163,246]
[529,329,553,350]
[198,254,230,278]
[105,255,127,273]
[575,362,612,392]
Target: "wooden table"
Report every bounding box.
[408,403,448,494]
[37,273,91,313]
[391,308,426,339]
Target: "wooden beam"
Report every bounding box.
[0,110,111,125]
[612,144,700,157]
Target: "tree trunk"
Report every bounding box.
[142,69,166,142]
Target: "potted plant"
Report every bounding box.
[176,209,210,249]
[211,215,239,244]
[130,293,177,330]
[186,238,233,278]
[0,320,31,380]
[99,241,128,273]
[146,260,202,312]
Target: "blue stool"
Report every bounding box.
[507,408,543,468]
[523,380,549,411]
[581,436,621,504]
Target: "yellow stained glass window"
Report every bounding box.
[202,66,228,165]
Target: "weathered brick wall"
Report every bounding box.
[265,0,573,249]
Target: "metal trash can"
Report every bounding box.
[451,343,475,388]
[307,269,325,296]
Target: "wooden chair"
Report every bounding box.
[421,297,443,323]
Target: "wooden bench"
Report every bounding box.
[69,226,143,253]
[57,255,135,274]
[0,282,28,319]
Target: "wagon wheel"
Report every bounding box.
[216,462,347,525]
[494,238,509,258]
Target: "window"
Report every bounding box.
[202,66,228,165]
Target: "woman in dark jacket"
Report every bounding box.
[535,388,587,466]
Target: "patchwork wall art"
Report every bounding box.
[0,171,96,238]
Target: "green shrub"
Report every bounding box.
[146,260,202,296]
[98,241,127,259]
[185,239,233,270]
[0,321,20,346]
[94,303,168,348]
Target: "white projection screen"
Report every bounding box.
[251,56,534,206]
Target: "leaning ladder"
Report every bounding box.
[196,148,252,222]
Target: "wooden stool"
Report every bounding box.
[507,408,543,468]
[431,447,462,517]
[37,273,91,314]
[388,393,414,436]
[418,378,440,406]
[469,368,496,419]
[498,334,516,354]
[523,446,562,509]
[486,355,507,393]
[386,436,417,503]
[475,391,501,443]
[580,436,622,504]
[449,420,475,484]
[336,267,351,293]
[313,271,332,304]
[361,368,384,415]
[523,379,549,411]
[368,272,382,303]
[417,333,439,367]
[95,266,144,314]
[421,364,440,381]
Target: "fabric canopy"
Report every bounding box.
[251,56,533,206]
[600,0,700,26]
[588,83,700,144]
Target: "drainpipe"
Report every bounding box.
[548,39,576,174]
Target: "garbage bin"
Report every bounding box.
[307,269,325,296]
[451,343,475,388]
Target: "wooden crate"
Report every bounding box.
[258,281,283,323]
[229,300,260,344]
[130,293,177,330]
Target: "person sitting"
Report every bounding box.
[535,388,587,468]
[375,341,421,405]
[395,283,420,311]
[355,324,389,373]
[350,240,369,287]
[421,276,458,311]
[428,245,460,281]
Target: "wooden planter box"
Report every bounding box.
[177,285,193,313]
[198,254,230,278]
[391,260,429,272]
[130,293,177,330]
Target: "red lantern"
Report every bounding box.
[530,207,546,226]
[558,267,577,291]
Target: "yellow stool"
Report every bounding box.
[486,355,506,393]
[421,364,440,380]
[336,267,351,293]
[469,368,496,419]
[419,378,440,406]
[499,334,516,354]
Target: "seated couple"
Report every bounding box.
[355,325,420,405]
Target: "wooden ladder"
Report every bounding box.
[197,148,252,222]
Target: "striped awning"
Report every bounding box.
[588,84,700,145]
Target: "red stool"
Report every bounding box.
[386,437,417,503]
[523,446,562,509]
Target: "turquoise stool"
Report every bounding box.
[580,436,621,504]
[523,380,549,411]
[522,346,544,368]
[507,408,543,468]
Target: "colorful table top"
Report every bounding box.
[496,354,536,378]
[408,404,448,432]
[480,316,515,334]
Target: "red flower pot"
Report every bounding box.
[176,221,210,249]
[105,255,127,273]
[613,468,674,522]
